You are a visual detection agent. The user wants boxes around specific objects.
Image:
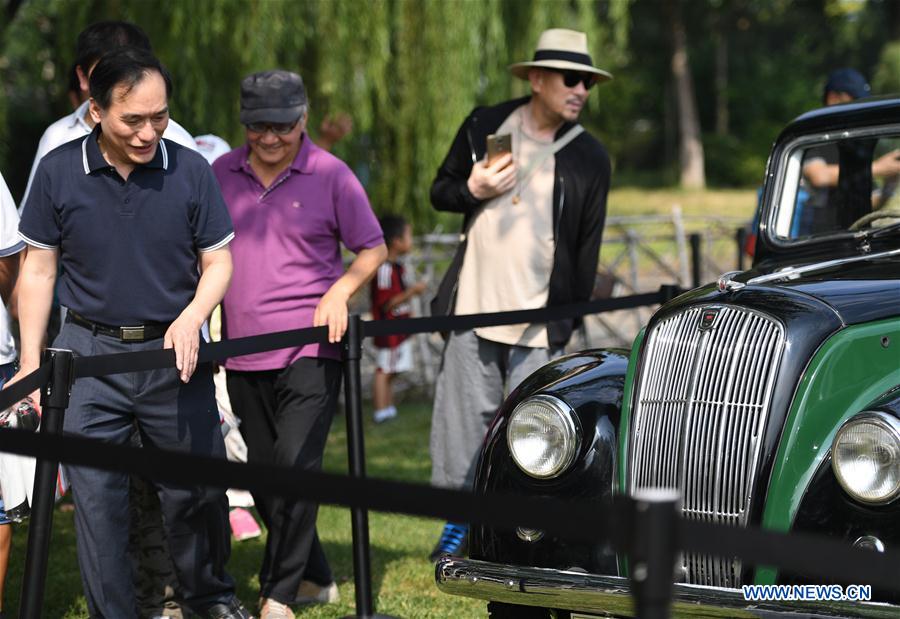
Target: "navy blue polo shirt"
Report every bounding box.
[19,126,234,325]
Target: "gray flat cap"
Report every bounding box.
[239,69,307,125]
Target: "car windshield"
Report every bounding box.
[770,127,900,243]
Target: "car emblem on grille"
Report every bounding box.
[699,308,720,330]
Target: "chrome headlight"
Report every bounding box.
[506,394,580,479]
[832,412,900,505]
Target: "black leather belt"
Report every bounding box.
[66,310,171,342]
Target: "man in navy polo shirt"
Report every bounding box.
[15,48,251,619]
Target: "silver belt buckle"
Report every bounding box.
[120,326,145,341]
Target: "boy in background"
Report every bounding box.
[370,215,426,423]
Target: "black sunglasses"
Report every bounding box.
[549,69,597,90]
[245,119,300,135]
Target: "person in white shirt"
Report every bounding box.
[0,175,23,375]
[0,171,25,619]
[194,134,232,165]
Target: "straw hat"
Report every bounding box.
[509,28,612,83]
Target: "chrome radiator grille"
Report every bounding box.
[628,306,784,588]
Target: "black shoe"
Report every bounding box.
[204,599,255,619]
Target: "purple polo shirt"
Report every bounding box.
[213,136,383,370]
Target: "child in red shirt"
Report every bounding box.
[370,215,426,423]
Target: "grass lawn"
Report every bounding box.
[607,186,757,219]
[3,400,484,618]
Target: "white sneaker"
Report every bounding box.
[373,406,397,424]
[295,580,340,604]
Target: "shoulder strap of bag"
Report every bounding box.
[517,124,585,181]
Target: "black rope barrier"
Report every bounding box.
[362,290,673,339]
[0,364,51,412]
[71,325,330,380]
[64,287,679,382]
[0,427,899,593]
[15,283,898,617]
[0,428,613,541]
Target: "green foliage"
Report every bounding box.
[702,132,767,187]
[0,0,73,191]
[0,0,631,228]
[0,0,897,219]
[872,41,900,95]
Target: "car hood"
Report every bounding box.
[742,254,900,325]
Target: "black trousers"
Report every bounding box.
[226,357,341,603]
[58,322,234,618]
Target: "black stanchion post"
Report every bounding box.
[341,314,398,619]
[689,233,702,289]
[627,489,679,619]
[736,227,748,271]
[20,349,75,619]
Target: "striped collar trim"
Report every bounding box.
[83,126,169,174]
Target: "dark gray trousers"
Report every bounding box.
[57,322,234,618]
[430,329,560,490]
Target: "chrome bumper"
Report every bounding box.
[435,557,898,618]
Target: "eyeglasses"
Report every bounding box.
[549,69,597,90]
[245,119,299,135]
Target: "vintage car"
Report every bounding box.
[436,96,900,618]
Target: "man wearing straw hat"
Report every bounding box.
[428,28,612,560]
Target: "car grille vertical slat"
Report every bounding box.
[629,306,784,588]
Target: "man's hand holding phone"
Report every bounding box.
[467,133,516,200]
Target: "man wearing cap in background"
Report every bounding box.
[213,70,386,619]
[427,28,612,560]
[799,68,900,234]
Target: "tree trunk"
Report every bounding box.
[667,0,706,189]
[5,0,24,22]
[889,0,900,41]
[714,16,729,136]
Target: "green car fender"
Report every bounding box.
[616,326,645,577]
[617,326,645,495]
[756,317,900,585]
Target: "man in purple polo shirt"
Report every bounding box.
[213,70,386,619]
